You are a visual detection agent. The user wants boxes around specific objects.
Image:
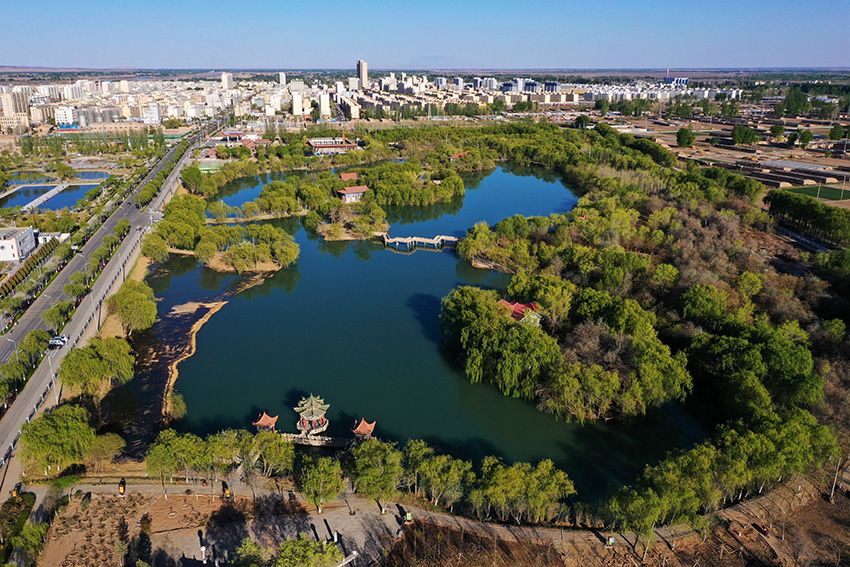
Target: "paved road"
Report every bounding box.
[0,119,220,473]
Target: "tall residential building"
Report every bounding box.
[279,72,286,86]
[291,92,303,116]
[120,80,131,93]
[319,93,331,118]
[348,77,360,91]
[1,92,29,118]
[221,72,234,90]
[356,60,368,90]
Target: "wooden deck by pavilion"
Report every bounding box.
[280,433,352,448]
[382,233,459,251]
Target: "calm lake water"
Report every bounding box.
[150,167,703,501]
[40,184,100,210]
[0,183,100,210]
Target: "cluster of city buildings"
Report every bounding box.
[0,61,748,137]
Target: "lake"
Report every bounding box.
[149,166,702,501]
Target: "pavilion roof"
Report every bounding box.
[339,172,359,181]
[294,394,330,420]
[252,412,279,428]
[352,418,376,436]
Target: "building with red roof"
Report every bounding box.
[498,299,542,325]
[337,185,370,204]
[339,172,359,182]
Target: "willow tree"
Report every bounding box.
[19,405,95,476]
[299,457,344,514]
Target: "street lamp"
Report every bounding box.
[5,338,19,364]
[46,354,59,404]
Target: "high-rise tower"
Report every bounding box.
[356,60,368,90]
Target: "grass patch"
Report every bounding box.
[787,184,850,201]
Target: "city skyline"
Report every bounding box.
[2,0,849,70]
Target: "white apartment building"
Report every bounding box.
[55,106,79,125]
[221,72,234,90]
[0,227,36,262]
[319,93,330,117]
[142,103,161,124]
[291,92,303,116]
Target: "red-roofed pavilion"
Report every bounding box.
[352,418,376,439]
[252,412,279,431]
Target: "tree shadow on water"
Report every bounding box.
[406,293,443,345]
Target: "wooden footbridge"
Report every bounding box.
[382,233,459,252]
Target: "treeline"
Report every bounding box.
[142,429,575,525]
[134,139,190,208]
[18,128,165,157]
[765,189,850,246]
[610,409,834,556]
[142,194,299,272]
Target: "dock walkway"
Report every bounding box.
[382,233,459,251]
[22,183,70,210]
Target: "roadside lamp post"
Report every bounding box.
[5,338,19,364]
[46,354,58,404]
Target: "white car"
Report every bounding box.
[48,336,69,349]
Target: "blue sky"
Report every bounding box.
[3,0,848,69]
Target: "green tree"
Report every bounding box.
[9,521,48,567]
[82,433,126,473]
[299,457,344,514]
[594,99,609,116]
[798,129,813,149]
[41,299,74,333]
[682,284,728,326]
[784,87,810,116]
[349,439,403,514]
[676,127,695,147]
[732,124,759,145]
[828,124,845,140]
[63,281,87,300]
[253,430,294,478]
[106,279,157,337]
[420,455,472,510]
[402,439,434,497]
[141,233,169,263]
[273,535,342,567]
[770,124,785,141]
[574,115,591,129]
[19,405,95,475]
[58,337,134,400]
[180,165,203,193]
[115,217,130,237]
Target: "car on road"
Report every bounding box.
[48,336,69,349]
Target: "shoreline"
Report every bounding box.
[161,300,228,419]
[158,270,272,420]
